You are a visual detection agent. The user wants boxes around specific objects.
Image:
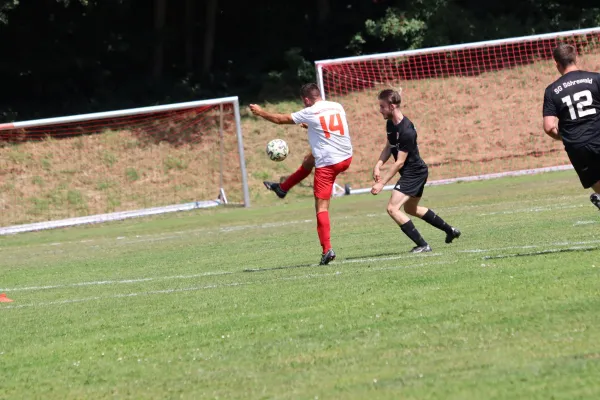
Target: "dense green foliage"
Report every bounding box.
[1,0,599,121]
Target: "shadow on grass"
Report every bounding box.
[243,250,416,272]
[482,246,600,260]
[243,262,316,273]
[343,252,400,260]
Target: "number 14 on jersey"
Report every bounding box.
[319,114,345,138]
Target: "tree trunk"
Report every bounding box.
[152,0,167,79]
[202,0,218,75]
[184,0,194,71]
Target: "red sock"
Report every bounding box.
[280,165,311,192]
[316,211,331,253]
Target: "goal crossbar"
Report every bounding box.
[0,96,251,235]
[316,27,600,194]
[315,27,600,67]
[0,96,240,131]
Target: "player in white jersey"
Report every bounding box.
[249,83,353,265]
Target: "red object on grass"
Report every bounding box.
[0,293,13,303]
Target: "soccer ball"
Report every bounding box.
[266,139,289,162]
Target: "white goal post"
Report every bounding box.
[0,96,250,235]
[317,27,600,197]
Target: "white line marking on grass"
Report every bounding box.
[278,271,345,281]
[6,239,598,293]
[1,282,248,310]
[4,197,588,252]
[443,195,583,212]
[370,259,458,272]
[343,197,584,219]
[116,235,187,245]
[0,271,232,293]
[109,201,591,246]
[116,219,315,245]
[478,204,585,216]
[573,220,598,226]
[242,252,444,272]
[1,259,456,310]
[334,239,599,264]
[220,219,314,233]
[6,252,445,292]
[340,253,442,264]
[9,220,316,251]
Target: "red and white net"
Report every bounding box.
[319,30,600,189]
[0,103,242,226]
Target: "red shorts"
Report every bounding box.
[313,157,352,199]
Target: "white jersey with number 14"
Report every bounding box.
[291,100,353,168]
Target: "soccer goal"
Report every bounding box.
[317,27,600,196]
[0,96,250,234]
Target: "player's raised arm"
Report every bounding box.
[373,143,392,182]
[249,104,295,125]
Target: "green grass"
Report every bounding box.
[1,170,599,399]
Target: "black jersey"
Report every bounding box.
[386,117,428,176]
[543,70,600,149]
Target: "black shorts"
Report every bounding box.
[566,142,600,189]
[394,171,428,197]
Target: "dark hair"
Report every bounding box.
[299,83,321,100]
[553,43,577,68]
[378,89,402,106]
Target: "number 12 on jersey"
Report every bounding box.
[561,90,597,120]
[319,114,345,138]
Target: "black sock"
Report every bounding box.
[400,220,428,247]
[422,209,453,234]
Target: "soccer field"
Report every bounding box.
[1,170,599,399]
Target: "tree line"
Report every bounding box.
[0,0,598,121]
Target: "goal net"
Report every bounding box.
[316,27,600,194]
[0,97,249,234]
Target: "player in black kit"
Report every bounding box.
[543,43,600,210]
[371,89,461,252]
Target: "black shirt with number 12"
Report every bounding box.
[386,117,428,176]
[543,70,600,149]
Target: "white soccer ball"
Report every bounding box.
[266,139,289,162]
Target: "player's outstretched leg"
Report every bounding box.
[404,198,461,243]
[387,191,431,253]
[264,153,315,199]
[263,181,288,198]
